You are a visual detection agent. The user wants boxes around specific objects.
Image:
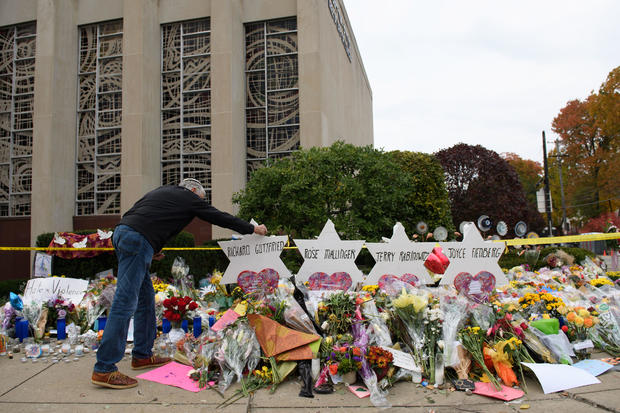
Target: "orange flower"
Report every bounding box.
[352,347,362,357]
[339,346,347,353]
[583,317,594,328]
[328,363,339,375]
[566,312,577,322]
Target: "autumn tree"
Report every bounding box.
[436,143,544,236]
[552,66,620,221]
[502,152,542,207]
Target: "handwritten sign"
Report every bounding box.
[294,220,364,286]
[23,277,88,304]
[33,252,52,278]
[439,224,508,287]
[218,219,291,285]
[364,222,434,285]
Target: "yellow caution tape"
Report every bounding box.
[0,232,618,251]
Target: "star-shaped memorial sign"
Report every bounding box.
[294,219,365,289]
[364,222,434,285]
[218,220,292,291]
[439,223,508,296]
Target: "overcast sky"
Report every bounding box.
[342,0,619,163]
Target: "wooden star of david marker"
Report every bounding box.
[438,223,508,287]
[218,219,292,285]
[294,219,365,285]
[364,222,434,285]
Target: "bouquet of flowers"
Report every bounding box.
[365,345,393,379]
[391,288,429,373]
[171,257,195,299]
[458,326,501,389]
[563,307,598,359]
[317,291,356,336]
[45,295,76,330]
[325,344,363,378]
[215,321,261,392]
[162,295,198,325]
[589,304,620,356]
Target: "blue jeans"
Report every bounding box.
[94,225,156,373]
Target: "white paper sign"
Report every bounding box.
[381,346,418,371]
[364,222,434,285]
[33,252,52,278]
[294,220,365,286]
[23,277,89,304]
[218,219,292,285]
[439,224,508,287]
[573,340,594,351]
[522,362,600,394]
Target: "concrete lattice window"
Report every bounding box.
[76,20,123,215]
[161,19,212,204]
[0,22,36,217]
[245,17,299,180]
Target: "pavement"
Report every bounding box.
[1,347,619,413]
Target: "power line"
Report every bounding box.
[565,195,620,209]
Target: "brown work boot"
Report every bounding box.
[91,371,138,389]
[131,355,171,370]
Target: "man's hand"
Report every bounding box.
[253,224,268,236]
[152,252,165,261]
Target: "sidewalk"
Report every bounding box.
[1,350,618,413]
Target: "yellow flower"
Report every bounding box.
[578,309,589,318]
[574,316,584,327]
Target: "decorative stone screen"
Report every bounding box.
[0,22,36,216]
[76,21,123,215]
[245,18,299,179]
[161,19,212,204]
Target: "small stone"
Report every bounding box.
[520,405,530,410]
[21,357,27,363]
[465,389,472,396]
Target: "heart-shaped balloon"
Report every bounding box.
[237,268,279,295]
[378,273,420,290]
[432,247,450,271]
[307,272,352,290]
[424,253,444,274]
[453,271,496,303]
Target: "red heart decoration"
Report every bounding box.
[378,274,420,290]
[237,268,279,295]
[453,271,496,303]
[307,272,352,290]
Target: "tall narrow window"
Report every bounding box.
[161,19,212,203]
[245,18,299,179]
[0,22,36,216]
[76,20,123,215]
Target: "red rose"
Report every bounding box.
[163,299,171,308]
[171,313,181,322]
[189,302,198,311]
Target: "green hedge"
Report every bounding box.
[0,279,27,303]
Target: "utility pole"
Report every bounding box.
[542,131,553,236]
[551,139,568,234]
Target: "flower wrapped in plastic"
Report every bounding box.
[352,322,391,409]
[21,300,44,341]
[272,278,317,335]
[215,321,261,392]
[589,302,620,356]
[361,299,392,347]
[391,288,429,375]
[171,256,195,299]
[441,294,468,369]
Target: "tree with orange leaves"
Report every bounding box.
[551,66,619,223]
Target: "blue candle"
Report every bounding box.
[162,318,171,334]
[17,319,29,342]
[57,318,66,340]
[208,315,216,327]
[97,316,107,331]
[193,316,202,338]
[181,319,188,333]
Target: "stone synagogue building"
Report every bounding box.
[0,0,372,278]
